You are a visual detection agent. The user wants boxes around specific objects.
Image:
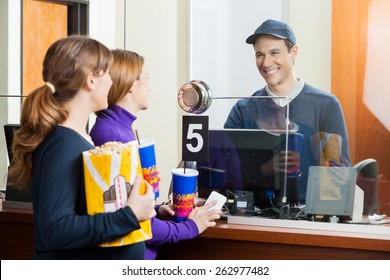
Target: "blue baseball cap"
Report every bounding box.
[246,19,296,45]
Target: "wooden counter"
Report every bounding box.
[0,199,34,259]
[1,198,390,260]
[157,217,390,260]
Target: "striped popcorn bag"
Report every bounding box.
[82,141,152,247]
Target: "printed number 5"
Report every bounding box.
[186,124,203,153]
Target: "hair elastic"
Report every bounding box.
[45,82,55,94]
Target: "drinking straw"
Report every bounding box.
[135,129,141,145]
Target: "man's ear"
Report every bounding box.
[85,72,96,91]
[291,45,298,62]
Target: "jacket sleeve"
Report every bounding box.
[145,217,199,246]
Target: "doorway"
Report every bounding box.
[22,0,88,95]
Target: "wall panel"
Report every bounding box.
[22,0,67,95]
[332,0,390,214]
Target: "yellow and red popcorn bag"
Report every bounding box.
[82,141,152,247]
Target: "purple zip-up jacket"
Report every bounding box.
[89,104,199,260]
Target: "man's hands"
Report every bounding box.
[261,150,299,176]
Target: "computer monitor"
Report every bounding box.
[3,124,32,205]
[197,129,300,210]
[4,124,20,165]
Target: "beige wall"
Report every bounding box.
[0,0,8,188]
[123,0,187,202]
[288,0,332,92]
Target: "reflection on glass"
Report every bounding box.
[197,129,301,216]
[191,95,350,220]
[364,0,390,132]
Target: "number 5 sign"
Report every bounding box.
[182,115,209,162]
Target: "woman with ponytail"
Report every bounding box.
[9,36,156,259]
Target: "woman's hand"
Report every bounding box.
[188,200,222,234]
[158,204,175,218]
[127,176,156,222]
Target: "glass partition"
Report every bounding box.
[180,84,351,220]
